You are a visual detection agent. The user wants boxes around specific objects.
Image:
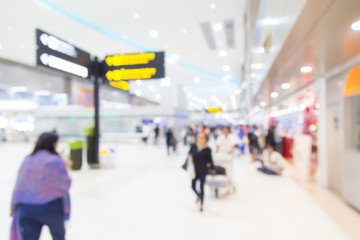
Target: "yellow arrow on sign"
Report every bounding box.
[105,56,113,66]
[207,108,222,113]
[109,81,129,91]
[106,68,157,81]
[105,53,156,66]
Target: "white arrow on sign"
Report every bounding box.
[40,53,49,65]
[39,53,88,78]
[40,33,49,46]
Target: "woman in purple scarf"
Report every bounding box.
[10,132,72,240]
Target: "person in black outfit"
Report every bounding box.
[166,128,176,155]
[265,125,276,149]
[154,125,160,145]
[187,132,214,212]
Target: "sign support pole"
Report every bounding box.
[92,57,100,167]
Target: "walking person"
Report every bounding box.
[10,132,72,240]
[248,125,261,162]
[187,132,214,212]
[154,125,160,145]
[166,128,176,155]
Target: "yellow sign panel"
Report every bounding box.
[105,53,156,66]
[207,108,222,113]
[106,68,157,81]
[109,81,129,91]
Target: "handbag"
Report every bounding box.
[182,160,187,170]
[187,162,195,179]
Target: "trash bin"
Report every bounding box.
[68,140,84,170]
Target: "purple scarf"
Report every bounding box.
[10,150,72,240]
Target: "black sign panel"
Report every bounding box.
[36,29,91,79]
[103,51,165,81]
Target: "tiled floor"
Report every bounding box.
[1,140,360,240]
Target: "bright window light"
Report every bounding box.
[351,20,360,30]
[34,90,51,96]
[230,94,237,110]
[301,66,312,73]
[270,92,279,98]
[281,83,290,89]
[10,86,27,93]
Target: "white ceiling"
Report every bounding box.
[0,0,246,111]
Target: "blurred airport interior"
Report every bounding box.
[1,0,360,239]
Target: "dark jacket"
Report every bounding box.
[189,144,214,175]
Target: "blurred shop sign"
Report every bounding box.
[104,52,165,81]
[36,29,91,79]
[206,108,222,113]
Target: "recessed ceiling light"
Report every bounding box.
[210,3,216,9]
[351,20,360,30]
[219,50,227,57]
[135,89,142,96]
[270,92,279,98]
[257,47,265,54]
[260,101,266,107]
[194,77,201,82]
[223,74,232,82]
[133,13,140,19]
[136,80,142,85]
[149,30,159,38]
[223,65,230,71]
[300,66,312,73]
[281,83,290,89]
[251,63,263,69]
[213,24,222,31]
[148,85,155,91]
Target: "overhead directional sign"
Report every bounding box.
[104,51,165,81]
[108,80,130,91]
[36,29,91,79]
[206,108,222,113]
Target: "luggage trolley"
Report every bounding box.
[206,153,236,198]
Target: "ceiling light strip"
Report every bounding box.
[35,0,241,84]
